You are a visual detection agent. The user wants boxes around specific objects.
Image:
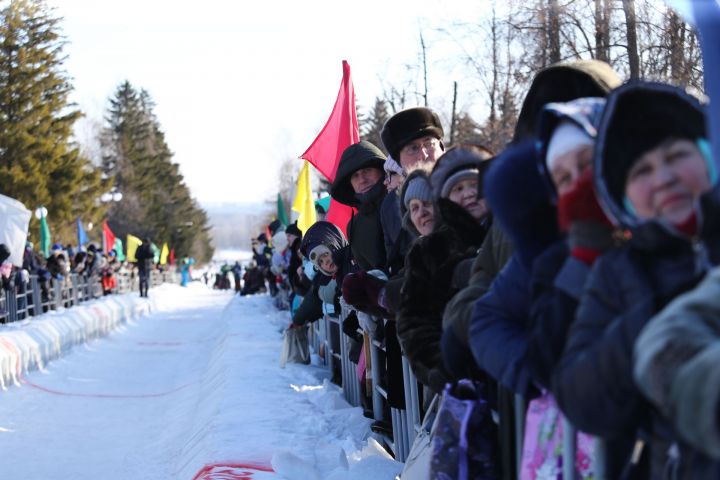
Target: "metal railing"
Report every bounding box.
[0,268,179,324]
[307,308,607,477]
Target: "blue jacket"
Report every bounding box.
[469,254,534,396]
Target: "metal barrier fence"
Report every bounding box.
[307,309,608,478]
[0,268,179,324]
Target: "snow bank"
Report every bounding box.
[175,293,404,480]
[0,291,152,390]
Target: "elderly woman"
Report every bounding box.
[396,145,494,394]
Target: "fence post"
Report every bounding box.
[53,279,62,310]
[368,332,384,421]
[5,288,17,323]
[515,394,526,475]
[30,275,42,316]
[562,416,577,480]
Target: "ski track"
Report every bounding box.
[0,283,402,480]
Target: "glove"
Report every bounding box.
[557,168,615,265]
[341,271,386,309]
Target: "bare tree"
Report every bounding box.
[623,0,640,78]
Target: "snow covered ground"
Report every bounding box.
[0,283,403,479]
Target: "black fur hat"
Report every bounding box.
[381,107,444,161]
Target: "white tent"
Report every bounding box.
[0,194,31,266]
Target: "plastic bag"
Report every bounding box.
[279,326,310,368]
[520,391,596,479]
[430,380,499,480]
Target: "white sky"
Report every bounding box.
[51,0,493,207]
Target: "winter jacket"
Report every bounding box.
[295,222,356,326]
[442,208,514,381]
[634,265,720,478]
[331,140,388,272]
[135,243,154,273]
[468,140,559,396]
[553,82,720,479]
[397,197,489,393]
[380,189,413,276]
[347,183,387,272]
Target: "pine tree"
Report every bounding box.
[101,81,214,263]
[0,0,108,243]
[360,97,390,154]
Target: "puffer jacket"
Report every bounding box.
[552,82,720,479]
[468,140,559,396]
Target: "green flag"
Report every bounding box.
[277,193,289,226]
[39,209,51,258]
[151,243,161,264]
[113,237,125,262]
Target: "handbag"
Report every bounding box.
[430,379,499,480]
[520,391,596,479]
[279,326,310,368]
[401,394,440,479]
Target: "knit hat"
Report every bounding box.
[402,175,433,208]
[546,121,594,170]
[536,96,606,200]
[383,155,403,176]
[381,107,444,160]
[429,146,493,201]
[440,168,481,198]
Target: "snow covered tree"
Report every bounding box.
[101,81,213,262]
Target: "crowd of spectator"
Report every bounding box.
[239,58,720,479]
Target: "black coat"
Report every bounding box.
[347,182,387,272]
[397,199,488,393]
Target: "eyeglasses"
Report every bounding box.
[402,139,439,157]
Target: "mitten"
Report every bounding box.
[557,168,615,264]
[341,271,386,309]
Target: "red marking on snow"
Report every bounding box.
[21,378,198,399]
[192,462,274,480]
[136,341,185,346]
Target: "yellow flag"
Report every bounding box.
[160,243,169,265]
[292,160,317,234]
[126,234,143,262]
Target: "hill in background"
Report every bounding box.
[204,202,274,251]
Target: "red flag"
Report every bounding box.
[102,221,116,254]
[169,248,175,265]
[300,60,359,236]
